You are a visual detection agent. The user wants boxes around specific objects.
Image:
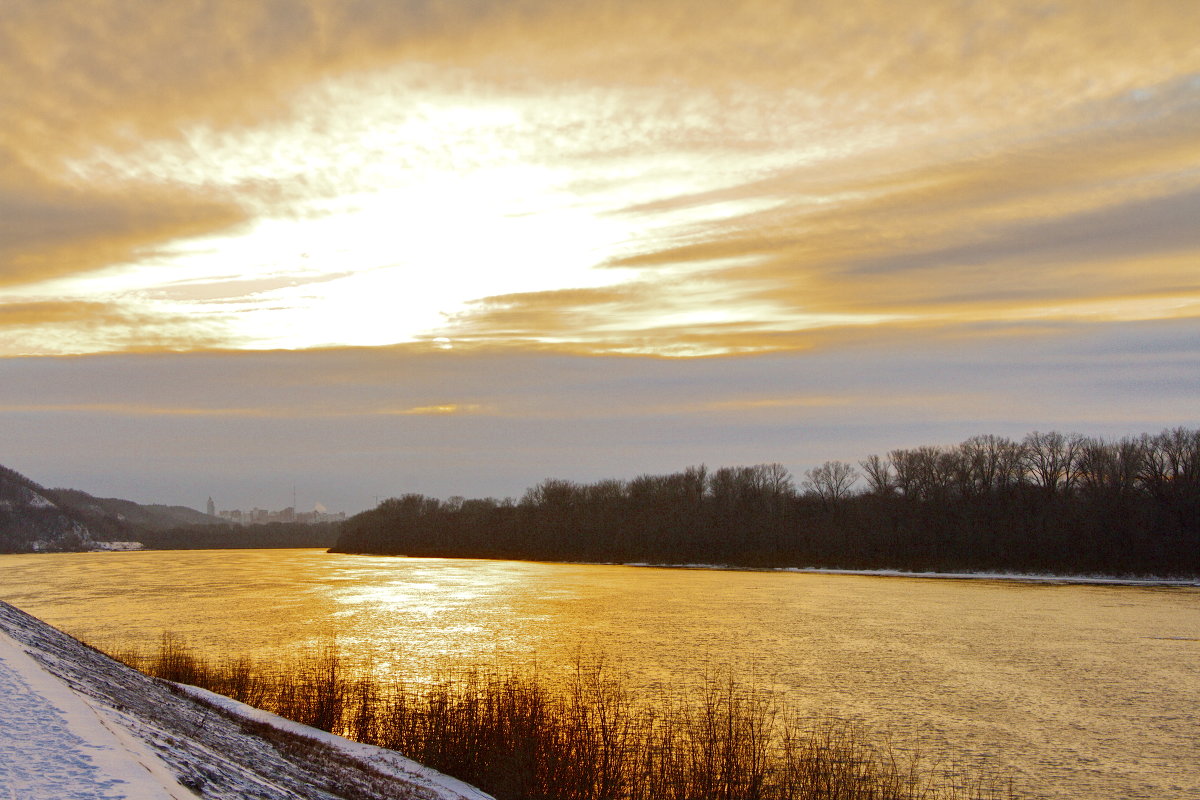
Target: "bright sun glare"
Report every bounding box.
[13,57,1005,358]
[40,76,663,349]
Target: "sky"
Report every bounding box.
[2,0,1198,515]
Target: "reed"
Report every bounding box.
[114,637,1015,800]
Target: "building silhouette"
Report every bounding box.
[216,504,345,526]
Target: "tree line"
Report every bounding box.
[136,522,341,550]
[331,427,1200,577]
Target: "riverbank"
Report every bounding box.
[618,562,1200,586]
[0,600,491,800]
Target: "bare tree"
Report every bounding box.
[889,449,918,497]
[802,461,859,506]
[858,454,894,496]
[889,446,950,500]
[1140,427,1200,499]
[1022,431,1084,495]
[522,478,582,508]
[1076,436,1145,497]
[760,463,795,499]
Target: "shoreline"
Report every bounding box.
[619,562,1200,586]
[10,545,1197,586]
[330,549,1200,586]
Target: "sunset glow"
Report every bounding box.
[7,0,1197,359]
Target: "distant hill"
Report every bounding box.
[0,462,338,553]
[0,464,221,553]
[47,489,219,540]
[0,465,98,552]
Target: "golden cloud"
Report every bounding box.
[0,300,231,355]
[0,184,247,289]
[7,0,1196,178]
[2,0,1199,357]
[387,404,487,416]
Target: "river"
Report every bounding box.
[1,549,1197,799]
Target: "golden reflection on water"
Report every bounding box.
[1,549,1198,800]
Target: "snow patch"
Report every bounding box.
[0,630,190,800]
[23,488,57,509]
[621,562,1200,586]
[90,541,146,551]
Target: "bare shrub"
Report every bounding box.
[112,638,1017,800]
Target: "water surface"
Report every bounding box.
[2,549,1197,799]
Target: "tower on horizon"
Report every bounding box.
[206,496,216,517]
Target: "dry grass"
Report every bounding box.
[113,636,1015,800]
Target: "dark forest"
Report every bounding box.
[332,427,1200,577]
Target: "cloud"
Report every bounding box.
[0,400,489,419]
[3,0,1200,357]
[0,1,390,292]
[7,318,1193,423]
[7,1,1198,171]
[0,301,231,355]
[4,0,1200,520]
[439,70,1200,350]
[0,167,247,289]
[842,187,1200,292]
[0,403,275,417]
[2,318,1196,511]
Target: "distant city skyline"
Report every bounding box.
[214,503,346,526]
[203,490,346,523]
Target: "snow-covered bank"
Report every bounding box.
[776,566,1200,586]
[0,601,493,800]
[0,627,188,800]
[621,562,1200,586]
